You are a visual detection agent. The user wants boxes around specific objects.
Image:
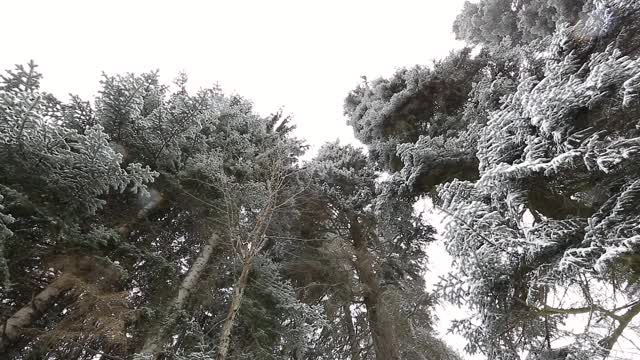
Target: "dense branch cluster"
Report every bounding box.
[0,64,454,359]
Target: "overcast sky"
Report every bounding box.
[0,0,466,153]
[1,0,476,356]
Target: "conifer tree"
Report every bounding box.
[302,143,458,360]
[344,0,640,358]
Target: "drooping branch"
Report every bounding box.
[534,300,640,320]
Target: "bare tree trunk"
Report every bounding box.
[216,257,253,360]
[349,216,401,360]
[215,161,287,360]
[599,300,640,357]
[139,233,219,358]
[0,274,75,350]
[342,303,361,360]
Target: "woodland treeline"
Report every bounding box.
[2,0,640,359]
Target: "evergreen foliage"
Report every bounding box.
[0,63,451,359]
[342,0,640,358]
[3,0,640,359]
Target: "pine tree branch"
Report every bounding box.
[434,205,497,247]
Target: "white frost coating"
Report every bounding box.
[623,72,640,107]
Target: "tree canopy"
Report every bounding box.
[343,0,640,358]
[2,0,640,359]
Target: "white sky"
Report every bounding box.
[0,0,465,154]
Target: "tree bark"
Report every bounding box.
[0,273,75,351]
[215,166,285,360]
[349,216,401,360]
[139,233,219,358]
[342,303,361,360]
[216,257,253,360]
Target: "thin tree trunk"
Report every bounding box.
[599,300,640,357]
[139,233,219,358]
[215,164,284,359]
[216,257,253,360]
[349,216,401,360]
[342,303,361,360]
[0,273,75,350]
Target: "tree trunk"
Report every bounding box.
[216,257,253,360]
[0,273,75,351]
[349,216,401,360]
[139,233,219,358]
[342,303,361,360]
[599,300,640,357]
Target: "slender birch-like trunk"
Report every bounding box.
[216,257,253,360]
[215,159,289,360]
[216,203,274,360]
[139,233,219,358]
[342,303,361,360]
